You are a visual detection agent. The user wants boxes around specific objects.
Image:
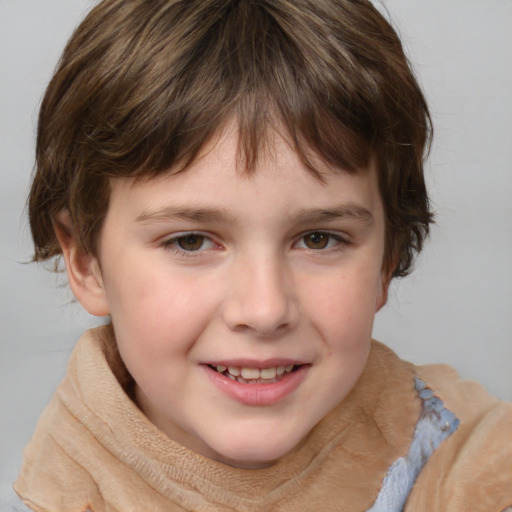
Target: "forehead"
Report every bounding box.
[107,124,383,228]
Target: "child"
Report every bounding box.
[14,0,512,510]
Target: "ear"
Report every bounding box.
[375,275,391,312]
[54,210,110,317]
[376,261,397,312]
[376,247,400,312]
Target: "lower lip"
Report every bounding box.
[203,365,309,406]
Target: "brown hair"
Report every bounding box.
[29,0,433,277]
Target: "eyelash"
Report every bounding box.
[161,232,218,257]
[161,230,350,257]
[294,231,350,251]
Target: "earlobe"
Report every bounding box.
[376,282,389,312]
[375,273,392,312]
[376,251,399,312]
[54,210,110,317]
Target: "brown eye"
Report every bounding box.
[176,234,205,251]
[303,232,330,249]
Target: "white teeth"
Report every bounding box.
[228,367,240,377]
[217,365,296,380]
[241,367,260,380]
[260,367,277,379]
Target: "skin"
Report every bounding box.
[57,124,390,468]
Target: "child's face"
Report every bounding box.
[89,124,388,468]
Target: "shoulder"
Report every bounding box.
[406,363,512,511]
[13,390,106,512]
[13,328,113,512]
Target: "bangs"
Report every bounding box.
[31,0,431,275]
[66,0,378,181]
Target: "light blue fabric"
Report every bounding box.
[366,377,460,512]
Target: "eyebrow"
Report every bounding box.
[135,206,234,224]
[294,204,374,225]
[135,203,373,225]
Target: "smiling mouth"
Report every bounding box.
[208,364,298,384]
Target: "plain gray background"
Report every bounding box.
[1,0,511,507]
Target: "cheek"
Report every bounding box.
[104,260,221,355]
[308,268,381,317]
[303,268,382,347]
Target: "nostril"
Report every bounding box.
[246,321,291,338]
[221,273,299,336]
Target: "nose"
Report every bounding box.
[221,255,299,337]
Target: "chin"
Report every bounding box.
[208,429,302,469]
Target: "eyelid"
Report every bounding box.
[159,229,351,256]
[293,230,351,250]
[161,231,222,255]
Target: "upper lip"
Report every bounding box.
[204,358,308,369]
